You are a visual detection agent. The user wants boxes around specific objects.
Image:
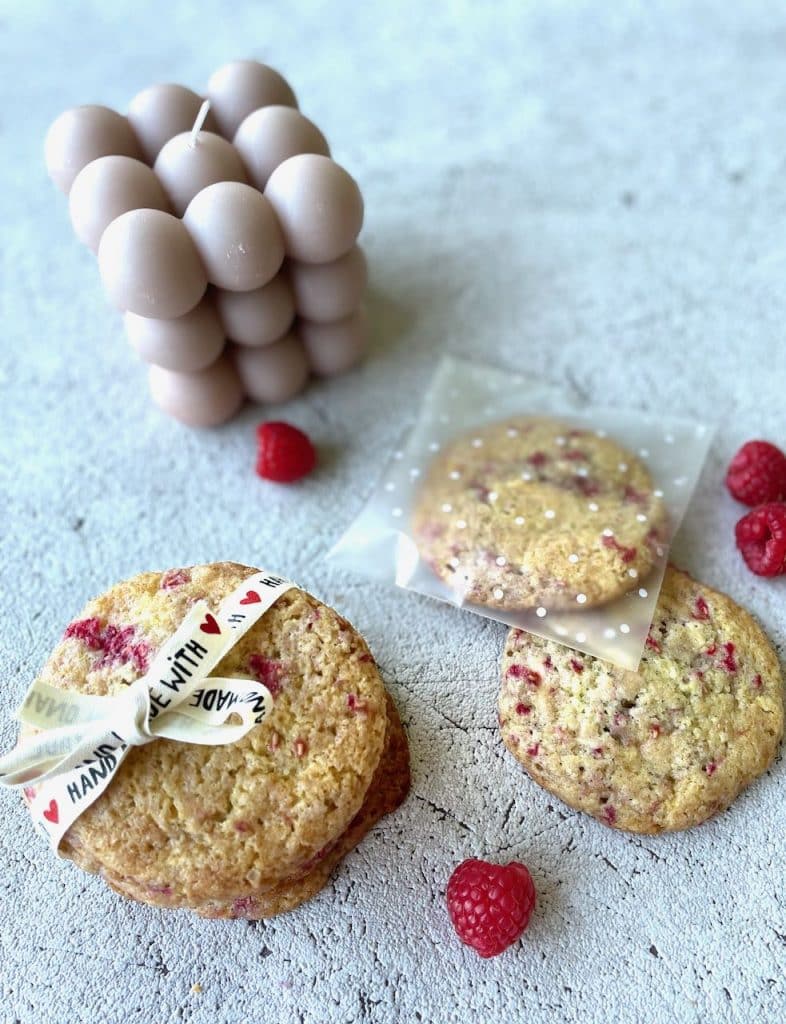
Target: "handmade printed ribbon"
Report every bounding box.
[0,570,295,851]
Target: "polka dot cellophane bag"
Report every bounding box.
[329,356,714,669]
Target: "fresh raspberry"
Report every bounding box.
[255,421,316,483]
[446,859,536,958]
[726,441,786,506]
[735,503,786,576]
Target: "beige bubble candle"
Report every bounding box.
[46,61,368,427]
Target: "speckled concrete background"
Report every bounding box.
[1,2,784,1022]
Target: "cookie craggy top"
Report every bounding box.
[499,567,784,832]
[31,562,388,905]
[412,417,667,611]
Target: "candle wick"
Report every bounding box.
[189,100,211,148]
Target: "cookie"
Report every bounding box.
[193,694,410,918]
[27,562,408,913]
[499,566,784,833]
[412,416,667,610]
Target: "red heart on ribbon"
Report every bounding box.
[43,800,59,824]
[200,613,221,635]
[239,591,261,605]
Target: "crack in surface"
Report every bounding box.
[412,793,475,833]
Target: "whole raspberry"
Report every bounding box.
[255,421,316,483]
[446,858,536,958]
[726,441,786,506]
[735,503,786,577]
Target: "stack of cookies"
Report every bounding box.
[27,562,409,918]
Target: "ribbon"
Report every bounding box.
[0,570,295,850]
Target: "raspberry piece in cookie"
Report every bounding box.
[498,566,784,833]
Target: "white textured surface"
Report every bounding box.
[1,2,785,1022]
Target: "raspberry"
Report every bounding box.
[255,421,316,483]
[446,859,536,958]
[735,503,786,576]
[64,618,149,671]
[160,568,191,590]
[726,441,786,506]
[506,664,541,687]
[602,534,637,563]
[64,617,103,649]
[248,654,285,696]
